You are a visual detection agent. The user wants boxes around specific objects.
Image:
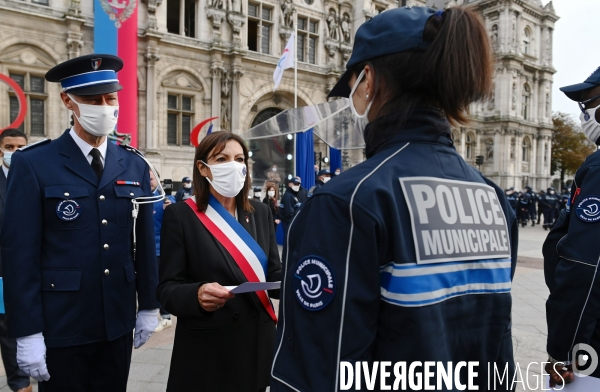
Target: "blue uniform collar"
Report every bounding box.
[364,107,452,158]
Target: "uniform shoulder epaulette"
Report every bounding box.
[119,144,146,158]
[19,138,51,151]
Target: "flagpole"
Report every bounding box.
[294,10,298,109]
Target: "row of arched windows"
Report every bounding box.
[450,132,533,163]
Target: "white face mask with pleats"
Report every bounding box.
[202,160,247,198]
[68,94,118,137]
[580,106,600,144]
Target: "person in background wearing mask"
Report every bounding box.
[505,187,518,216]
[295,176,308,203]
[263,182,280,230]
[175,177,193,202]
[271,7,517,390]
[0,129,31,392]
[543,67,600,388]
[280,177,302,240]
[253,187,262,201]
[157,131,281,391]
[308,169,331,197]
[333,168,341,176]
[1,54,159,391]
[150,170,176,332]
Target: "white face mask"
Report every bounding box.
[69,94,118,137]
[202,160,247,198]
[2,150,13,168]
[254,192,261,197]
[183,183,192,189]
[349,69,374,135]
[268,190,275,197]
[323,176,331,183]
[580,106,600,145]
[335,171,341,176]
[292,185,300,192]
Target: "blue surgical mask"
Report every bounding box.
[2,150,13,168]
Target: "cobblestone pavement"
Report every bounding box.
[0,225,554,391]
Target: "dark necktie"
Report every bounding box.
[90,148,103,180]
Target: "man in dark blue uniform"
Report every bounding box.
[540,187,559,230]
[175,176,193,202]
[544,67,600,388]
[0,129,31,392]
[1,54,159,392]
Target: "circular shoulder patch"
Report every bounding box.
[576,196,600,223]
[293,256,335,311]
[56,200,81,221]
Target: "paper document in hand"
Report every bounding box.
[225,281,281,294]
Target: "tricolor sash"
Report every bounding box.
[185,196,277,322]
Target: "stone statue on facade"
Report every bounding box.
[327,9,339,41]
[281,0,294,29]
[491,25,498,48]
[208,0,224,9]
[229,0,242,13]
[221,100,230,131]
[512,83,517,110]
[546,93,550,117]
[341,13,351,43]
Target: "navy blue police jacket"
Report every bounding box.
[1,130,159,347]
[545,149,600,377]
[271,110,518,391]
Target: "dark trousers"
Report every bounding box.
[0,314,30,391]
[39,332,132,392]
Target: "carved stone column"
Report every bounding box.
[66,32,83,59]
[144,46,160,151]
[142,0,163,34]
[207,7,227,44]
[65,0,85,59]
[231,67,244,134]
[227,12,246,48]
[210,64,225,129]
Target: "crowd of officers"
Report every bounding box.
[505,186,569,230]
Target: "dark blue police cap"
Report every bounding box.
[317,169,331,177]
[560,66,600,101]
[328,6,437,98]
[46,54,123,96]
[254,187,262,192]
[182,177,191,183]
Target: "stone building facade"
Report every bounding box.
[0,0,557,190]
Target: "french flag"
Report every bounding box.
[94,0,138,147]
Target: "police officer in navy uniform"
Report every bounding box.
[544,66,600,387]
[1,54,159,392]
[271,7,518,391]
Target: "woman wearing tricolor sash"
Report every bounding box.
[158,131,281,392]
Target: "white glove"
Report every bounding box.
[16,332,50,382]
[134,309,159,349]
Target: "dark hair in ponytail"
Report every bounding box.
[352,6,493,127]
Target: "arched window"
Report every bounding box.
[522,84,531,120]
[466,133,474,159]
[451,130,459,143]
[522,137,531,162]
[523,27,531,55]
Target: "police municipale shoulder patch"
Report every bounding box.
[575,196,600,223]
[293,255,335,311]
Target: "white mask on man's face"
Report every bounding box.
[68,94,118,137]
[292,185,300,192]
[268,190,275,197]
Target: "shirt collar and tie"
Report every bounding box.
[69,128,107,179]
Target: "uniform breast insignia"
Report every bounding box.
[293,256,335,311]
[575,195,600,223]
[56,199,81,221]
[19,139,50,151]
[116,180,140,186]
